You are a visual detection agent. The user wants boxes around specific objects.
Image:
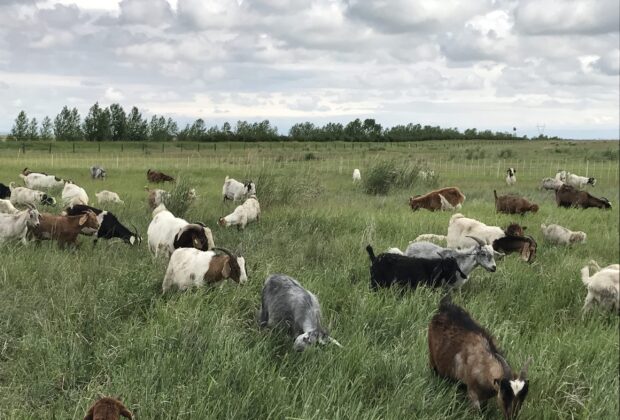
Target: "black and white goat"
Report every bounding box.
[367,245,467,291]
[64,204,140,245]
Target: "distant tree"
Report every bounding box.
[188,118,207,141]
[8,110,29,142]
[166,118,178,140]
[54,106,83,141]
[40,116,53,140]
[149,115,176,141]
[362,118,382,141]
[126,106,148,141]
[83,102,111,141]
[27,117,39,141]
[344,118,363,141]
[222,121,232,134]
[109,103,127,141]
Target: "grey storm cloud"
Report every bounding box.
[0,0,618,138]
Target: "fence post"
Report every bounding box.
[72,143,75,153]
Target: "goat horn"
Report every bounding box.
[130,223,139,237]
[328,337,343,348]
[465,236,486,247]
[495,353,513,379]
[519,356,533,380]
[212,247,236,258]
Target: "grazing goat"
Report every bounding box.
[84,397,132,420]
[0,182,11,199]
[494,191,539,215]
[96,190,124,205]
[62,182,89,207]
[409,187,466,212]
[540,224,586,245]
[162,247,247,292]
[367,245,467,291]
[352,168,361,182]
[90,165,107,180]
[145,187,170,210]
[30,211,100,247]
[405,236,499,287]
[19,171,66,190]
[447,213,525,249]
[259,274,342,352]
[9,183,56,206]
[540,177,564,191]
[413,234,447,244]
[222,176,256,201]
[505,168,516,186]
[147,204,214,258]
[555,184,611,209]
[555,170,568,182]
[0,207,40,244]
[428,296,532,419]
[492,235,537,263]
[219,195,260,230]
[147,169,175,183]
[0,199,19,214]
[566,173,596,189]
[64,204,140,245]
[581,262,619,313]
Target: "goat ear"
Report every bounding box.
[79,214,88,226]
[221,259,231,278]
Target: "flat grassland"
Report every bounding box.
[0,140,618,419]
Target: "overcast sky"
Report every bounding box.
[0,0,618,138]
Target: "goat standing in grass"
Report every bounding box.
[581,261,619,313]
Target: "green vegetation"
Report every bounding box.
[0,140,618,419]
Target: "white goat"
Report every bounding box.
[540,224,586,245]
[352,169,361,182]
[566,173,596,189]
[540,177,564,191]
[0,199,19,214]
[62,183,89,207]
[95,190,124,205]
[555,170,568,182]
[19,172,66,190]
[447,213,505,249]
[0,208,40,244]
[581,262,619,313]
[506,168,516,185]
[9,183,56,206]
[413,233,447,244]
[219,195,260,230]
[222,176,256,201]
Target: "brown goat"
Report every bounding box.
[30,211,100,247]
[555,184,611,209]
[147,169,175,183]
[84,397,132,420]
[145,187,169,210]
[429,296,532,419]
[494,191,539,215]
[204,248,243,284]
[504,223,526,237]
[409,187,466,211]
[493,235,537,263]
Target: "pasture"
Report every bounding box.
[0,140,618,419]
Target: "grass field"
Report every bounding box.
[0,140,618,419]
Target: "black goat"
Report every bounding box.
[0,183,11,199]
[64,204,140,245]
[366,245,467,291]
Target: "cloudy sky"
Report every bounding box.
[0,0,618,138]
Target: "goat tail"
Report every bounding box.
[366,245,376,262]
[580,266,591,286]
[493,190,498,201]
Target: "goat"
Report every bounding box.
[62,182,89,207]
[494,191,539,215]
[95,190,124,205]
[0,199,19,214]
[0,182,11,199]
[555,184,611,209]
[566,173,596,189]
[505,168,516,186]
[162,247,247,292]
[219,195,260,230]
[9,183,56,206]
[581,262,619,313]
[492,235,537,263]
[413,234,447,244]
[429,295,532,419]
[64,204,140,245]
[30,211,100,247]
[222,176,256,201]
[447,213,525,249]
[90,165,107,180]
[409,187,466,212]
[419,169,436,181]
[258,274,342,352]
[84,397,132,420]
[19,171,66,190]
[367,245,467,291]
[540,177,564,191]
[0,207,40,245]
[404,236,500,287]
[555,170,568,182]
[352,168,361,182]
[147,204,214,258]
[145,187,170,210]
[147,168,175,183]
[540,223,586,245]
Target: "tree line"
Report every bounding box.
[6,103,540,142]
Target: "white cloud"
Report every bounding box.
[104,87,124,101]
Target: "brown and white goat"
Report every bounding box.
[30,211,100,247]
[147,169,175,183]
[492,235,537,263]
[429,296,532,419]
[555,184,611,209]
[409,187,466,212]
[84,397,132,420]
[494,191,539,215]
